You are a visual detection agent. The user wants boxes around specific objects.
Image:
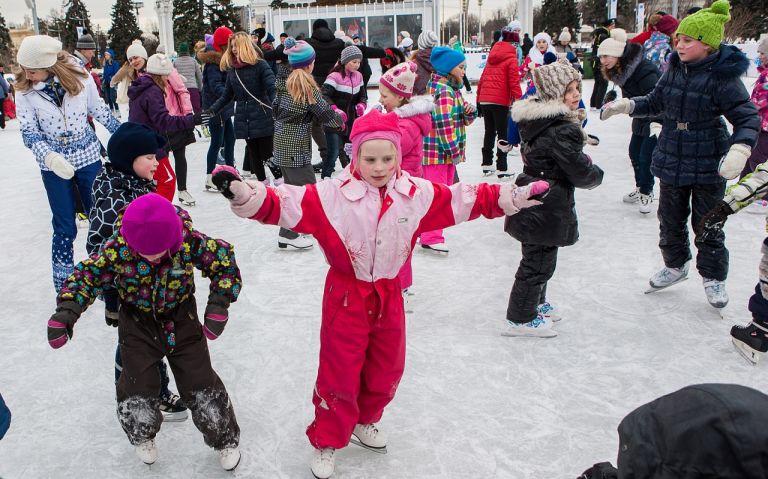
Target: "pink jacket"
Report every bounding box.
[165,68,193,116]
[394,95,434,178]
[752,64,768,133]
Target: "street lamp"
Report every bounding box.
[24,0,40,34]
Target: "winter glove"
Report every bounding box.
[343,143,353,158]
[193,110,213,126]
[577,108,587,123]
[695,201,734,241]
[464,103,477,116]
[578,462,619,479]
[718,143,751,180]
[44,151,75,180]
[498,180,549,216]
[497,140,514,153]
[212,165,267,218]
[332,107,348,130]
[649,122,662,138]
[203,294,230,340]
[211,165,243,200]
[103,289,119,327]
[476,104,483,118]
[355,103,366,117]
[603,90,618,105]
[599,98,633,121]
[47,301,82,349]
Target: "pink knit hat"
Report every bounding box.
[120,193,183,256]
[379,61,418,99]
[349,109,402,173]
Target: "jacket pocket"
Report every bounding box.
[321,284,348,330]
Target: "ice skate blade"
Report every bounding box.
[420,244,449,254]
[277,242,313,250]
[500,329,558,338]
[644,277,688,294]
[350,436,388,454]
[179,201,195,206]
[161,410,189,422]
[732,337,762,365]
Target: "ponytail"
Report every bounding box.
[286,67,319,105]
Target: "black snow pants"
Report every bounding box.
[658,181,728,281]
[507,243,559,323]
[481,104,510,173]
[116,296,239,450]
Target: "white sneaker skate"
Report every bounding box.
[351,423,388,454]
[537,302,562,322]
[278,234,313,250]
[421,243,449,254]
[501,314,557,338]
[639,193,653,214]
[218,447,241,471]
[623,187,640,204]
[745,199,768,215]
[135,439,158,465]
[497,171,515,181]
[703,278,728,308]
[646,263,690,293]
[178,190,195,206]
[311,448,336,479]
[76,212,89,228]
[205,174,218,193]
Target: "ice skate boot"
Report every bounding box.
[646,262,689,293]
[76,212,89,228]
[218,447,241,471]
[278,234,313,250]
[501,314,557,338]
[623,187,640,204]
[205,174,218,192]
[702,278,728,308]
[497,171,515,181]
[311,448,336,479]
[639,193,653,214]
[731,321,768,364]
[537,302,562,322]
[482,165,496,176]
[403,289,413,314]
[421,243,449,254]
[351,423,388,454]
[135,439,158,465]
[159,393,188,422]
[178,190,195,206]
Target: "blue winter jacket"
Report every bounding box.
[0,392,10,440]
[198,48,234,122]
[631,45,760,187]
[208,60,275,140]
[101,49,120,87]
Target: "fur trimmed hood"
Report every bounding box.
[606,42,643,87]
[512,98,585,143]
[395,94,434,119]
[197,49,223,66]
[668,44,750,79]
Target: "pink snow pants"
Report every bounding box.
[306,270,406,449]
[419,163,456,246]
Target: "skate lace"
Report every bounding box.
[529,315,546,328]
[318,448,335,464]
[704,281,724,296]
[538,303,553,315]
[359,423,379,437]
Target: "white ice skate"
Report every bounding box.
[311,447,336,479]
[278,234,313,250]
[537,302,562,322]
[204,174,218,193]
[218,447,241,471]
[639,193,653,214]
[703,278,728,309]
[623,187,640,204]
[135,439,158,465]
[403,289,413,314]
[178,190,196,206]
[421,243,449,254]
[351,423,388,454]
[501,315,557,338]
[645,263,690,294]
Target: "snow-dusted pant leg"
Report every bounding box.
[420,164,457,246]
[507,243,559,323]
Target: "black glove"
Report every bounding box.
[476,104,483,117]
[103,289,119,327]
[211,167,242,200]
[603,90,618,105]
[695,201,733,241]
[193,110,213,126]
[47,301,82,349]
[578,462,619,479]
[105,310,119,327]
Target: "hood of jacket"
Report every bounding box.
[395,95,434,134]
[415,48,435,72]
[512,97,579,142]
[488,41,517,65]
[607,42,644,87]
[668,44,750,80]
[311,26,336,44]
[127,74,158,101]
[197,49,223,66]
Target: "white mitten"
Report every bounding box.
[44,152,75,180]
[718,143,751,180]
[599,98,634,121]
[498,181,549,216]
[649,122,662,138]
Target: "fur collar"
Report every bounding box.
[512,98,575,123]
[609,43,643,87]
[668,44,750,79]
[197,49,223,65]
[395,95,434,118]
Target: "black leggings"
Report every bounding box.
[244,137,282,181]
[172,147,187,191]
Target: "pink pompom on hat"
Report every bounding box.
[349,109,403,173]
[120,193,183,256]
[379,61,418,99]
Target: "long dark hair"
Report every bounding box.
[329,60,348,78]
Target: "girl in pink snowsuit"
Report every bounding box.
[211,109,547,479]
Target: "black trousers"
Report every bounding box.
[172,146,187,191]
[116,297,239,450]
[311,117,328,162]
[244,136,282,181]
[507,243,558,323]
[658,181,728,281]
[0,97,5,129]
[278,164,316,239]
[590,72,609,109]
[481,104,510,172]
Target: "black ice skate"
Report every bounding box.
[731,322,768,365]
[159,394,189,422]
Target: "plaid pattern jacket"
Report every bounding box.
[423,74,476,166]
[272,64,343,168]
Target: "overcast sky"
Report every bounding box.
[2,0,522,31]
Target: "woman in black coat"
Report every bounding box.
[600,34,661,213]
[504,60,603,338]
[208,32,281,182]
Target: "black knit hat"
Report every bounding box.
[312,19,329,31]
[107,122,166,176]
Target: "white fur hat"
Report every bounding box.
[533,32,552,47]
[17,35,62,69]
[597,28,627,58]
[559,27,572,43]
[507,20,522,32]
[146,53,173,75]
[126,40,148,60]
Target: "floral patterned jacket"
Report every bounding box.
[58,208,241,314]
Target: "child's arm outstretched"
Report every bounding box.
[600,70,667,120]
[309,89,344,130]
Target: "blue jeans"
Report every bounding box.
[628,133,657,195]
[40,160,102,291]
[322,132,342,179]
[102,84,117,111]
[206,116,235,174]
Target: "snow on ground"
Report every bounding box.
[1,81,766,479]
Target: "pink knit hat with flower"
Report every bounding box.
[349,109,402,173]
[379,61,418,99]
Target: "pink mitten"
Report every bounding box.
[334,108,348,129]
[498,181,549,216]
[355,103,366,117]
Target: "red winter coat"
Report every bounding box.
[630,29,653,45]
[477,41,523,106]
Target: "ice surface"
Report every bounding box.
[1,81,766,478]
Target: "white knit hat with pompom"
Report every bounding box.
[597,28,627,58]
[17,35,62,69]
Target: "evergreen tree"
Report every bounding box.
[0,12,13,67]
[580,0,634,30]
[174,0,207,49]
[63,0,93,52]
[539,0,581,34]
[107,0,142,63]
[207,0,242,31]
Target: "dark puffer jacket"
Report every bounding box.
[631,45,760,187]
[208,60,275,140]
[602,42,660,136]
[307,27,346,85]
[413,47,436,96]
[198,48,233,122]
[504,99,603,247]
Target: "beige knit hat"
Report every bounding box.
[17,35,62,69]
[126,40,148,60]
[146,53,173,75]
[531,58,582,102]
[559,27,572,43]
[597,28,627,58]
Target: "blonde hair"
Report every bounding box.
[220,31,262,71]
[286,67,319,105]
[14,51,88,95]
[148,73,167,96]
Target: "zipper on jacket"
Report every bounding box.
[675,67,689,186]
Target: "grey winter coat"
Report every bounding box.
[209,60,275,140]
[173,55,202,90]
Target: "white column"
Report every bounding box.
[155,0,175,52]
[519,0,533,36]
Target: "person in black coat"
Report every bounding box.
[589,19,614,109]
[521,33,533,57]
[199,47,235,190]
[353,37,386,88]
[599,29,661,213]
[504,60,603,338]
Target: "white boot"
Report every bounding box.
[639,193,653,214]
[501,314,557,338]
[703,278,728,308]
[311,448,336,479]
[623,187,640,203]
[218,447,241,471]
[278,234,314,250]
[178,190,195,206]
[649,262,690,289]
[205,174,217,192]
[135,439,158,465]
[352,423,388,450]
[537,302,562,322]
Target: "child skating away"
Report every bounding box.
[211,109,547,478]
[272,38,343,250]
[600,0,760,308]
[421,46,477,254]
[48,193,242,470]
[321,45,366,179]
[87,122,189,422]
[504,59,604,338]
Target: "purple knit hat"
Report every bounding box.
[120,193,183,256]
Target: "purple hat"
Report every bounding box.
[120,193,183,256]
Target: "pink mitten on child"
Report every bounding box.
[355,103,366,117]
[332,106,348,129]
[498,180,549,216]
[212,165,267,218]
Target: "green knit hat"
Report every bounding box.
[675,0,731,49]
[178,42,189,54]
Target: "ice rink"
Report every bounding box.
[1,81,766,478]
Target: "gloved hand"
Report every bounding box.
[355,103,366,117]
[44,152,75,180]
[47,301,82,349]
[599,98,633,120]
[212,165,267,218]
[498,180,550,216]
[103,289,119,327]
[203,294,230,340]
[695,201,734,241]
[586,134,600,146]
[577,108,587,123]
[105,310,119,327]
[497,140,514,153]
[343,143,353,158]
[464,103,477,116]
[649,122,662,138]
[476,104,483,118]
[193,110,214,126]
[211,165,243,200]
[332,107,348,130]
[718,143,751,180]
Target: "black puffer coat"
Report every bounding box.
[631,45,760,187]
[603,42,660,136]
[198,49,233,121]
[504,99,603,247]
[307,27,345,85]
[208,60,275,139]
